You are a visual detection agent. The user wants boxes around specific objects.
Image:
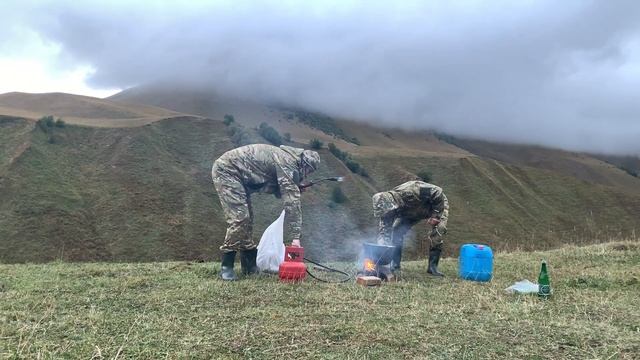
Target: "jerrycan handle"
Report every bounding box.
[285,245,304,262]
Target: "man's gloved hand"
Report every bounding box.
[429,224,447,239]
[427,217,441,226]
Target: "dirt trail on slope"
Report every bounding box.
[1,120,34,176]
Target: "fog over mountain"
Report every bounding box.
[4,1,640,155]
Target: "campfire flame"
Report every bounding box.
[364,258,376,272]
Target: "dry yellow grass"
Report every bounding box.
[0,92,187,127]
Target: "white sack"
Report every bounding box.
[256,210,286,273]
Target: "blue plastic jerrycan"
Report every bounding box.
[459,244,493,282]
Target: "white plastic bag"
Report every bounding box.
[504,279,539,294]
[256,210,286,273]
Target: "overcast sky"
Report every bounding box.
[2,0,640,155]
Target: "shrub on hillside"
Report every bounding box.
[434,132,457,145]
[331,186,348,204]
[44,116,55,127]
[223,114,235,126]
[35,115,66,144]
[328,142,368,177]
[37,115,55,132]
[227,124,252,147]
[283,133,292,142]
[417,170,433,182]
[345,159,360,173]
[328,143,347,161]
[309,138,323,150]
[258,122,283,146]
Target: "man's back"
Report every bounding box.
[391,181,437,208]
[217,144,295,189]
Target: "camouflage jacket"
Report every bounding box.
[384,180,449,230]
[215,144,311,240]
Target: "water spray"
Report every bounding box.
[299,176,344,189]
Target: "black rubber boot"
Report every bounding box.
[220,251,237,281]
[427,247,445,277]
[240,248,259,275]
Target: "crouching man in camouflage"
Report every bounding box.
[212,144,320,281]
[372,180,449,277]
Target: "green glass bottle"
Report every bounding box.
[538,260,551,299]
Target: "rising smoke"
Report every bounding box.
[4,0,640,155]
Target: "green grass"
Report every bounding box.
[0,116,33,176]
[2,116,640,263]
[0,117,233,262]
[1,241,638,359]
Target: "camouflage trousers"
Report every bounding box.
[212,160,257,253]
[372,192,444,249]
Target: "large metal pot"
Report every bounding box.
[362,242,395,265]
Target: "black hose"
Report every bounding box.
[303,257,353,283]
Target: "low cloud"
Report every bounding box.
[5,0,640,155]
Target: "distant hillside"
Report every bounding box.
[0,114,378,262]
[593,154,640,178]
[108,86,469,157]
[0,92,640,262]
[439,137,640,193]
[0,92,183,127]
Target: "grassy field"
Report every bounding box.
[1,241,638,359]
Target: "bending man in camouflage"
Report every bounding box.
[373,180,449,276]
[212,144,320,281]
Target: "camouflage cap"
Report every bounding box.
[279,145,320,171]
[302,150,320,171]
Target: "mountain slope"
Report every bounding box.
[1,111,639,263]
[593,154,640,178]
[0,114,375,262]
[1,115,227,261]
[0,92,184,127]
[109,86,640,191]
[108,86,470,157]
[0,115,34,176]
[444,138,640,193]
